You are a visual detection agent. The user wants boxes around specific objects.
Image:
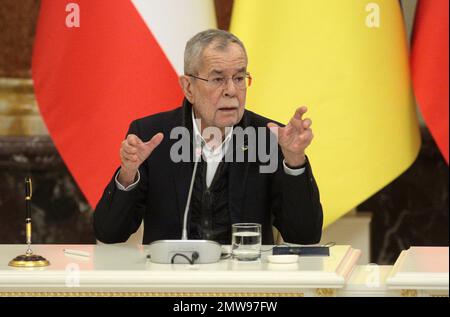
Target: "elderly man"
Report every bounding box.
[94,29,323,245]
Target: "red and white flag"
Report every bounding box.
[32,0,216,207]
[411,0,449,163]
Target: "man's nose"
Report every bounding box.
[223,78,237,97]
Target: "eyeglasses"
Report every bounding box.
[187,72,252,90]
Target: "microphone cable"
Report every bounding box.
[170,251,199,265]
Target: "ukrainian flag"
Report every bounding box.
[231,0,421,227]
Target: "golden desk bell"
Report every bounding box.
[8,177,50,268]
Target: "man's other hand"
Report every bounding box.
[267,106,313,168]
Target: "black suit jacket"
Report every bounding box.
[94,99,323,245]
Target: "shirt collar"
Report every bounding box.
[191,108,233,153]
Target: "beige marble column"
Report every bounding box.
[0,78,47,136]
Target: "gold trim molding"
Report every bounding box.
[316,288,336,297]
[400,289,418,297]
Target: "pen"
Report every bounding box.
[25,177,32,255]
[63,249,90,257]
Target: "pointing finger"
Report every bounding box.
[289,113,304,133]
[294,106,308,121]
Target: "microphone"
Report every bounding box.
[181,139,202,240]
[147,138,222,264]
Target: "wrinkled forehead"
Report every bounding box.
[198,42,248,75]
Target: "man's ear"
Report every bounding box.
[179,75,195,104]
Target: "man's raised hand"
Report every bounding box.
[118,133,164,186]
[267,106,313,168]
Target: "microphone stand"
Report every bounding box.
[181,139,203,240]
[9,177,50,268]
[147,138,222,264]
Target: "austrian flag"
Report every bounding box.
[32,0,217,207]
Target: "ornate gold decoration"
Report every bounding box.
[8,253,50,267]
[316,288,336,297]
[400,289,418,297]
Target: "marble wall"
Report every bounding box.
[0,0,448,263]
[0,136,94,244]
[358,127,449,264]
